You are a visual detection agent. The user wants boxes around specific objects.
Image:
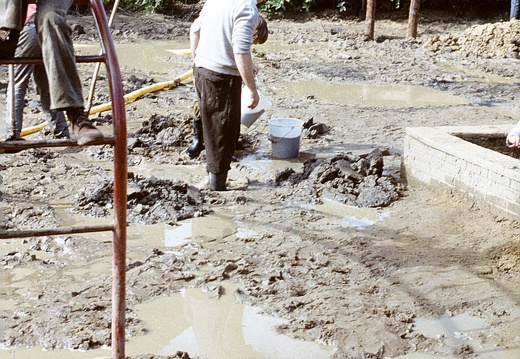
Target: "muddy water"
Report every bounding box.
[128,283,333,359]
[0,41,467,358]
[2,204,360,359]
[392,313,519,359]
[279,81,469,107]
[78,41,472,109]
[84,40,471,108]
[1,284,334,359]
[74,40,192,80]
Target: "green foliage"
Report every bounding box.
[118,0,174,13]
[108,0,198,14]
[104,0,510,15]
[261,0,316,13]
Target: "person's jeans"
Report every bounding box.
[512,0,520,19]
[5,20,69,138]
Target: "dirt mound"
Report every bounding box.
[424,19,520,58]
[130,113,193,153]
[275,149,403,208]
[129,111,261,164]
[74,173,210,225]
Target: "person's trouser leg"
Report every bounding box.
[35,0,83,110]
[36,0,103,145]
[3,0,26,30]
[5,19,37,139]
[186,101,204,158]
[1,0,28,58]
[33,56,70,138]
[512,0,520,20]
[194,67,242,175]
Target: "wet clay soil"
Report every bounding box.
[1,8,519,359]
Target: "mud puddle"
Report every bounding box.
[310,198,390,230]
[134,201,386,249]
[1,284,334,359]
[436,62,518,85]
[2,206,351,359]
[278,81,470,107]
[75,40,192,80]
[128,283,334,359]
[390,313,520,359]
[2,14,519,359]
[128,208,237,249]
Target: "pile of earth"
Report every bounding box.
[74,173,210,225]
[128,112,194,162]
[128,113,261,165]
[423,19,520,58]
[275,148,403,208]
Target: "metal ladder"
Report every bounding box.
[0,0,127,357]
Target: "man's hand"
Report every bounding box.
[506,134,520,148]
[244,86,260,110]
[235,53,259,108]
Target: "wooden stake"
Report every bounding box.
[407,0,420,38]
[364,0,376,39]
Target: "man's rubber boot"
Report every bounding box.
[208,172,227,191]
[186,119,204,158]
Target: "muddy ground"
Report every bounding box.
[1,7,519,359]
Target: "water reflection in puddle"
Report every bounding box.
[414,313,487,347]
[158,213,260,249]
[388,313,519,359]
[278,81,469,107]
[128,284,334,359]
[164,220,192,247]
[127,209,237,251]
[311,198,389,229]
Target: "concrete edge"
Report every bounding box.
[405,125,519,178]
[403,125,519,220]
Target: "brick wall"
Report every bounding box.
[403,125,519,220]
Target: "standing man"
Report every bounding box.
[190,0,265,191]
[1,0,104,145]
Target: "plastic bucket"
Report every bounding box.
[269,118,303,158]
[241,89,272,128]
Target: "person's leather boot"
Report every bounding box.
[208,171,227,191]
[67,108,104,145]
[0,28,20,59]
[186,119,204,158]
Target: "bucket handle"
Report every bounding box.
[268,125,300,143]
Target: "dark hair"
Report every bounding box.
[253,15,268,45]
